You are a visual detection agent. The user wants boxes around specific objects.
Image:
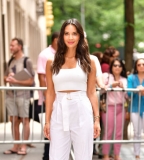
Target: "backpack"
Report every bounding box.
[8,56,35,97]
[8,56,29,69]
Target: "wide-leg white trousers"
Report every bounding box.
[131,113,144,156]
[49,91,93,160]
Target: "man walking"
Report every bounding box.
[4,38,35,155]
[37,32,59,160]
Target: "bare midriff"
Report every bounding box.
[58,90,80,93]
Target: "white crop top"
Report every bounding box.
[52,61,87,91]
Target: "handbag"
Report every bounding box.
[125,98,131,120]
[100,73,109,113]
[100,93,107,113]
[38,112,46,129]
[29,99,45,123]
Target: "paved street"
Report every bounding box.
[1,142,144,160]
[0,122,144,160]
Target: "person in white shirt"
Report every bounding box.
[37,32,59,160]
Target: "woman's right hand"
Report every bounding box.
[43,123,50,140]
[94,120,101,138]
[137,85,144,96]
[111,81,120,87]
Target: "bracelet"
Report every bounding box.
[94,116,100,121]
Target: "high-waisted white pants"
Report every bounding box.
[49,91,93,160]
[131,113,144,156]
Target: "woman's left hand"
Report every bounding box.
[93,120,101,138]
[118,81,124,88]
[43,123,51,140]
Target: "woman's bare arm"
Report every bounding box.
[87,58,101,138]
[44,59,55,139]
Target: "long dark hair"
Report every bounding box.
[92,51,103,63]
[52,18,91,74]
[101,46,117,64]
[101,54,110,64]
[104,46,116,57]
[109,58,127,78]
[133,58,144,74]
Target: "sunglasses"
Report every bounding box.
[137,63,144,67]
[113,64,122,68]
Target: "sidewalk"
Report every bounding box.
[0,143,43,160]
[1,143,144,160]
[93,122,144,160]
[93,143,144,160]
[0,122,144,160]
[0,121,44,160]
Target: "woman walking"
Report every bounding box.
[43,18,100,160]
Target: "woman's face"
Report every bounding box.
[112,60,122,75]
[136,59,144,73]
[63,24,80,49]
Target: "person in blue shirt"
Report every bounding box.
[127,58,144,160]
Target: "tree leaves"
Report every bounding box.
[51,0,143,53]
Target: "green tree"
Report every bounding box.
[124,0,134,71]
[52,0,124,52]
[51,0,144,65]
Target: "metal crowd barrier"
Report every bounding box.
[0,86,47,144]
[96,88,144,144]
[0,86,144,158]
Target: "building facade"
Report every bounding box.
[0,0,47,121]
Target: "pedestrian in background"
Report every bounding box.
[97,47,120,159]
[92,51,103,64]
[92,51,106,155]
[43,18,100,160]
[102,58,127,160]
[85,38,105,89]
[127,58,144,160]
[101,46,120,73]
[4,38,35,155]
[37,31,59,160]
[91,51,105,89]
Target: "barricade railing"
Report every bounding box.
[96,87,144,145]
[0,86,143,145]
[0,86,47,144]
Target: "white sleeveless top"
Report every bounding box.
[52,61,87,91]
